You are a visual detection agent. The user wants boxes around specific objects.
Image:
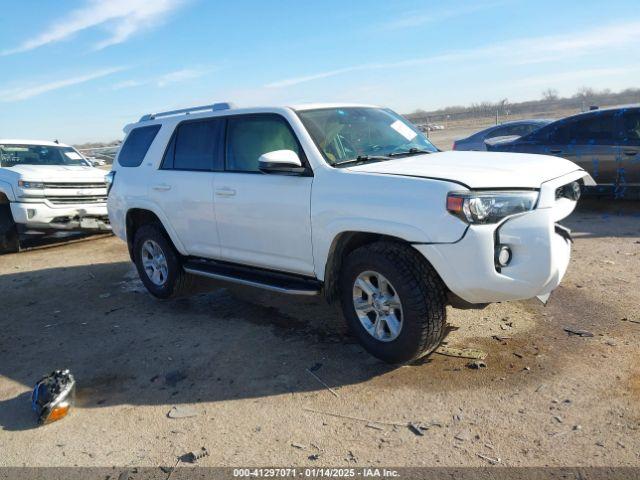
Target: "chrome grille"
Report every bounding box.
[44,182,107,189]
[46,195,107,205]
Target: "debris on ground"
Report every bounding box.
[621,317,640,324]
[291,443,306,449]
[365,423,384,431]
[454,431,470,442]
[306,367,339,398]
[408,423,424,436]
[563,327,594,337]
[31,369,76,425]
[553,416,563,423]
[303,407,409,428]
[180,447,209,463]
[467,360,487,369]
[308,454,320,460]
[492,335,510,342]
[167,405,198,419]
[435,346,487,360]
[346,450,357,463]
[476,453,501,464]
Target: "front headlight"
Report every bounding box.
[446,190,538,224]
[18,180,45,189]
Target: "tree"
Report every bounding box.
[542,88,558,101]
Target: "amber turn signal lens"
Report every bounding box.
[43,405,70,424]
[446,195,464,213]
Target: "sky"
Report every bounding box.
[0,0,638,143]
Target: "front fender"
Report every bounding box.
[0,180,16,202]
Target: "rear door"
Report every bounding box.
[214,113,314,275]
[149,117,224,258]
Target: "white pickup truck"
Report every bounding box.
[107,103,594,363]
[0,139,111,253]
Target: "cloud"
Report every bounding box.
[2,0,186,55]
[265,20,640,88]
[112,67,211,90]
[0,67,125,102]
[386,1,509,30]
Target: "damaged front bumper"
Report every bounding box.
[416,170,593,305]
[10,202,111,232]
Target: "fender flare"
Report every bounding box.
[124,201,188,255]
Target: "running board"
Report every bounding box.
[183,260,321,296]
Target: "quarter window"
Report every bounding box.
[118,125,161,167]
[225,115,301,172]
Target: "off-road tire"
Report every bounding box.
[133,224,195,299]
[0,204,20,254]
[339,241,446,364]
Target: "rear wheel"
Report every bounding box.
[133,224,194,299]
[0,204,20,254]
[339,241,446,364]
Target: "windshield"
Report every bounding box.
[0,144,90,167]
[297,107,438,166]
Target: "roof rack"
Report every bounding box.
[139,102,235,122]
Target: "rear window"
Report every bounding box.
[118,125,161,167]
[162,118,225,170]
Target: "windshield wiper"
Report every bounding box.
[333,155,392,167]
[388,148,433,157]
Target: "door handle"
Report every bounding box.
[152,184,172,191]
[549,149,563,154]
[623,150,638,156]
[215,187,236,197]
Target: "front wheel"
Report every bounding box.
[0,204,20,254]
[339,241,446,364]
[133,224,195,299]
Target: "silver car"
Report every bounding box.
[453,119,552,151]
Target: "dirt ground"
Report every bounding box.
[0,200,639,468]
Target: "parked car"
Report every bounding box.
[107,102,593,363]
[453,119,552,151]
[487,106,640,197]
[0,139,111,253]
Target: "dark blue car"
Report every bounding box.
[487,106,640,198]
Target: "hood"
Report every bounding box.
[4,164,107,183]
[346,151,584,189]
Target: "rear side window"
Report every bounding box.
[568,112,616,145]
[226,115,300,172]
[620,109,640,146]
[163,118,224,170]
[118,125,161,167]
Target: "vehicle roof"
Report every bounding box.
[0,139,72,148]
[555,104,640,122]
[289,102,380,111]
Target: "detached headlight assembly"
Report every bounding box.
[446,190,538,224]
[18,180,45,189]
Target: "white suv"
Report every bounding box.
[108,102,593,363]
[0,139,111,253]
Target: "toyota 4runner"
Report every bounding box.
[107,103,594,363]
[0,140,111,253]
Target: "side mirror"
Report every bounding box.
[258,150,305,175]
